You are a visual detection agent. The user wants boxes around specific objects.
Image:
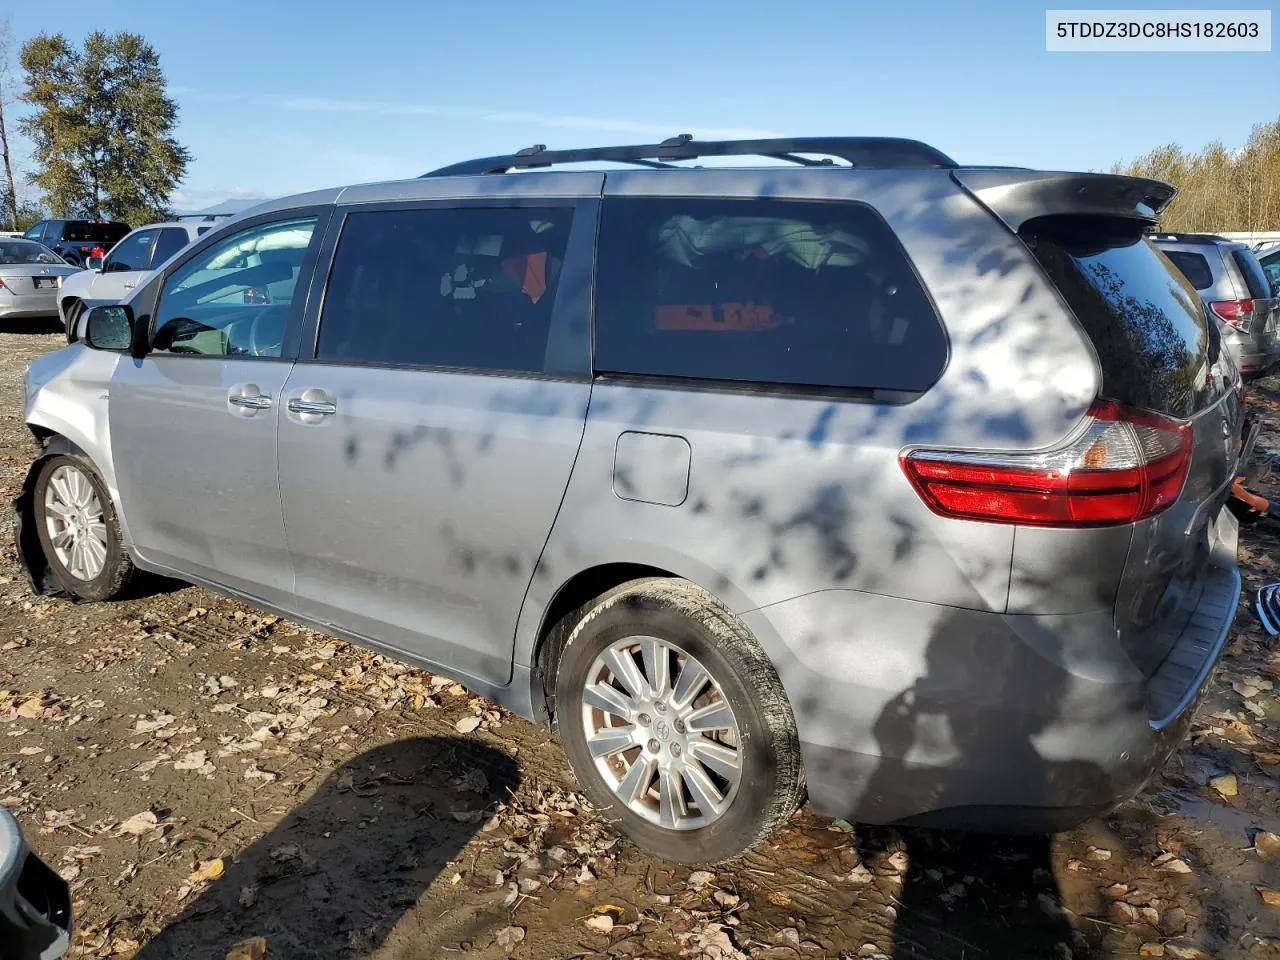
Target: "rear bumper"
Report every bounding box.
[740,511,1240,833]
[0,297,60,320]
[1224,329,1280,377]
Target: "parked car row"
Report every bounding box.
[16,136,1252,863]
[56,217,226,332]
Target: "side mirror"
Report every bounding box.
[84,304,133,351]
[85,256,103,271]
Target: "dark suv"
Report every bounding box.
[21,219,131,267]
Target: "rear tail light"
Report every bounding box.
[1210,299,1255,332]
[900,400,1192,527]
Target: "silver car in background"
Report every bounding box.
[1153,232,1280,377]
[0,240,81,323]
[15,137,1246,863]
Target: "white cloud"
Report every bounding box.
[178,88,780,140]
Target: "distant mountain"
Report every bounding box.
[173,197,273,217]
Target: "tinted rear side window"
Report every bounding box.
[1231,248,1273,299]
[594,197,946,393]
[317,206,573,372]
[1023,217,1220,418]
[151,227,190,266]
[1161,250,1214,290]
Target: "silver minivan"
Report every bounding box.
[15,138,1244,863]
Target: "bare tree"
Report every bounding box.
[1116,117,1280,232]
[0,19,18,228]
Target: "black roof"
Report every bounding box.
[424,135,958,177]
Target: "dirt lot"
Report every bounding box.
[2,322,1280,960]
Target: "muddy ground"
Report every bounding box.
[1,321,1279,960]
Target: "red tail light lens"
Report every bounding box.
[1210,299,1255,332]
[900,400,1192,527]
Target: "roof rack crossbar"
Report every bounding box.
[422,136,957,178]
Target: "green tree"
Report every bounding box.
[18,31,189,225]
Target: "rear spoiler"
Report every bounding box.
[951,169,1177,232]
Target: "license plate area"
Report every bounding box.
[32,277,55,289]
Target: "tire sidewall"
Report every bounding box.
[33,454,126,601]
[557,585,786,863]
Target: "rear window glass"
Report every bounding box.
[593,197,947,393]
[1161,250,1213,290]
[62,222,129,243]
[1023,216,1224,419]
[1231,249,1273,299]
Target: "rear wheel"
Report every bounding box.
[33,455,134,601]
[556,578,804,863]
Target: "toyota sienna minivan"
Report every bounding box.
[15,137,1244,863]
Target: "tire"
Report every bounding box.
[556,578,804,863]
[32,454,134,601]
[59,298,80,335]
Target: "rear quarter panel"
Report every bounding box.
[515,168,1103,668]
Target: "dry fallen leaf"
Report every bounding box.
[18,746,42,756]
[583,915,614,934]
[768,890,793,907]
[454,715,481,734]
[190,858,225,883]
[116,811,159,836]
[1209,774,1238,798]
[687,870,714,891]
[174,750,215,775]
[1256,831,1280,860]
[593,903,626,920]
[171,606,208,626]
[494,926,525,953]
[225,936,268,960]
[1260,886,1280,907]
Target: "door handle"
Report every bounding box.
[229,394,272,410]
[287,398,337,416]
[122,282,135,290]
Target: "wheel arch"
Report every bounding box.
[13,432,92,595]
[530,562,677,726]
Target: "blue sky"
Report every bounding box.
[5,0,1278,210]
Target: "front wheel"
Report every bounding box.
[556,578,804,863]
[33,454,134,601]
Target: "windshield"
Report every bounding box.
[0,240,64,265]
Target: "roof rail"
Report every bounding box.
[423,135,958,177]
[173,212,235,222]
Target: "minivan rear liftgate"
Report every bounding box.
[956,169,1244,724]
